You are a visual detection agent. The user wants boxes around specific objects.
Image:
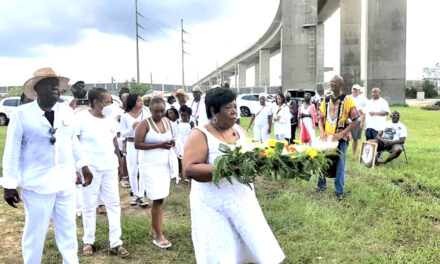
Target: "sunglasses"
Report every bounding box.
[390,115,400,118]
[49,127,57,145]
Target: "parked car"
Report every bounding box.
[0,97,21,125]
[237,94,276,117]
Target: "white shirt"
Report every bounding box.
[383,121,407,141]
[349,94,367,112]
[120,109,149,138]
[1,101,88,194]
[172,101,187,111]
[364,97,390,131]
[273,104,291,137]
[252,104,273,127]
[189,99,208,127]
[177,121,192,146]
[75,110,119,171]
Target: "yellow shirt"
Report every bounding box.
[319,96,359,135]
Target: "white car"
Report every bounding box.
[0,97,20,125]
[236,94,276,117]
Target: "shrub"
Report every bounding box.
[422,80,438,98]
[405,86,417,99]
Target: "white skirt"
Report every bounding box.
[138,164,171,200]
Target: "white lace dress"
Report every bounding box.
[190,125,285,264]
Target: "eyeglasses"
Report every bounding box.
[49,127,57,145]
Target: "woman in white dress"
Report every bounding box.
[134,97,178,249]
[247,93,272,142]
[183,88,285,264]
[75,88,129,257]
[273,92,291,141]
[298,93,318,146]
[120,94,149,206]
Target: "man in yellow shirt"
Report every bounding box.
[317,75,360,200]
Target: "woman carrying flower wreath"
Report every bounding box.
[183,87,285,264]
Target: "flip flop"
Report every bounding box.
[82,244,95,256]
[152,239,172,249]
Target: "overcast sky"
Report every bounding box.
[0,0,438,87]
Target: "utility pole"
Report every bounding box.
[181,19,186,91]
[135,0,145,83]
[150,71,153,88]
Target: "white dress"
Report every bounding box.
[190,125,285,264]
[138,118,178,200]
[299,104,314,146]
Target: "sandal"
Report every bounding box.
[152,239,172,249]
[110,245,129,258]
[82,244,95,256]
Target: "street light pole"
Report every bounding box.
[181,19,185,90]
[135,0,140,83]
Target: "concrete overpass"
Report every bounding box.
[193,0,407,104]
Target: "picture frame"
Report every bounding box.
[359,141,378,168]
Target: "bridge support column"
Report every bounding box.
[238,62,247,88]
[340,0,362,94]
[316,23,325,95]
[366,0,406,104]
[255,62,260,86]
[281,0,317,91]
[259,49,270,87]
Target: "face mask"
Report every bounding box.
[305,98,311,103]
[101,105,113,117]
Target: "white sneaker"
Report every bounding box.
[121,177,130,188]
[130,196,139,206]
[138,197,149,207]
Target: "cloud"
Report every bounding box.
[0,0,236,57]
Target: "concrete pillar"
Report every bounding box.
[316,23,325,94]
[259,49,270,87]
[281,0,317,91]
[255,62,260,86]
[238,62,247,88]
[366,0,406,104]
[340,0,362,94]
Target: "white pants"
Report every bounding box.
[253,124,269,142]
[21,187,78,264]
[82,169,122,248]
[75,184,82,216]
[126,141,140,197]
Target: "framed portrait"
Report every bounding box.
[359,141,378,168]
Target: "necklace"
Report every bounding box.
[211,123,237,143]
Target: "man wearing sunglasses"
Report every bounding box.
[1,67,93,264]
[369,110,407,165]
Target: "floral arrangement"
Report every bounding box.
[212,139,338,189]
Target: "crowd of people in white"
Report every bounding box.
[1,67,408,264]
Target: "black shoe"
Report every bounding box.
[130,191,133,197]
[335,193,345,201]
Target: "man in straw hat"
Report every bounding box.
[188,85,208,127]
[1,67,93,263]
[172,88,189,110]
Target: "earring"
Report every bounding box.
[212,116,218,124]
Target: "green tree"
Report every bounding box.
[7,86,22,97]
[129,80,151,95]
[405,86,417,99]
[422,80,438,98]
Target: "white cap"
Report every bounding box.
[352,84,361,90]
[258,93,267,99]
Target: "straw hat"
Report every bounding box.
[172,88,189,100]
[191,85,203,93]
[23,67,69,100]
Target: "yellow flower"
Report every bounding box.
[267,139,277,147]
[280,140,289,147]
[239,148,243,153]
[265,148,275,157]
[294,139,303,145]
[308,150,318,159]
[289,155,297,159]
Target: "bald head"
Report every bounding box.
[330,75,344,95]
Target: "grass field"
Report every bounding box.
[1,106,440,263]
